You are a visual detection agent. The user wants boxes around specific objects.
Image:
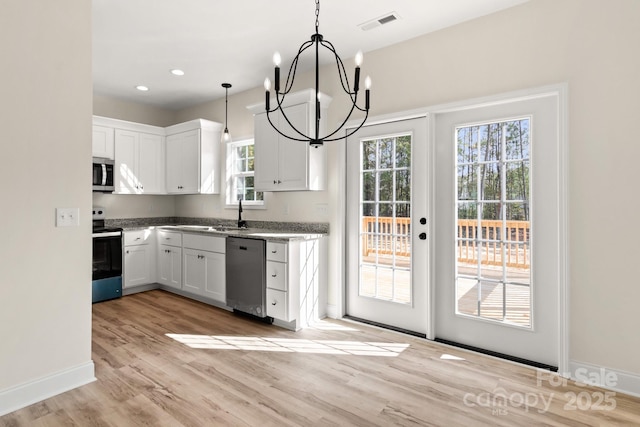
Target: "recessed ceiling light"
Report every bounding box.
[170,69,185,76]
[135,85,149,91]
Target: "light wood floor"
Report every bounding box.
[2,290,640,426]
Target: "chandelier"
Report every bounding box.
[263,0,371,147]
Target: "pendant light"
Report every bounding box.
[264,0,371,147]
[221,83,232,143]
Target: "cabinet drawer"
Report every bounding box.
[266,288,289,321]
[266,261,287,291]
[157,230,182,247]
[267,241,287,262]
[183,233,225,253]
[124,229,153,246]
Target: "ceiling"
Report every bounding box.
[93,0,528,110]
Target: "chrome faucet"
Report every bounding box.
[237,198,247,228]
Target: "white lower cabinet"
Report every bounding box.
[123,227,325,330]
[266,242,291,321]
[266,239,324,329]
[157,231,182,289]
[123,229,156,288]
[182,234,226,302]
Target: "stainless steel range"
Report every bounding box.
[92,207,123,303]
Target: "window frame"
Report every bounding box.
[225,138,265,208]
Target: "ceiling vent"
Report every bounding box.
[359,12,400,31]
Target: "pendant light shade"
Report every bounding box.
[221,83,232,143]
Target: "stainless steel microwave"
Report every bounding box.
[92,157,115,192]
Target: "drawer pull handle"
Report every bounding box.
[135,237,141,241]
[271,301,277,305]
[271,250,277,253]
[271,274,277,277]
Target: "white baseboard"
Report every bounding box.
[0,361,95,417]
[325,304,339,319]
[568,360,640,398]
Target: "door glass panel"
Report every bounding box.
[359,134,412,305]
[455,118,532,327]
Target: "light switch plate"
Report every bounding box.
[56,208,80,227]
[315,203,329,216]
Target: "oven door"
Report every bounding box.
[92,231,122,280]
[92,231,122,302]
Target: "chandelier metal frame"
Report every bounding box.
[264,0,370,147]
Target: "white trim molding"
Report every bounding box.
[568,360,640,398]
[0,362,95,417]
[325,303,340,319]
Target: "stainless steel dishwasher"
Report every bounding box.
[225,237,268,318]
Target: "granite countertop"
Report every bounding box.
[155,225,325,242]
[110,217,328,242]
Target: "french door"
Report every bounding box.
[346,117,429,335]
[433,93,564,368]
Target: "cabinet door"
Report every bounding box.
[92,125,114,159]
[124,245,151,288]
[266,261,287,291]
[254,112,280,191]
[114,129,139,194]
[183,248,206,295]
[166,133,183,193]
[158,245,182,289]
[278,103,309,190]
[138,133,165,194]
[166,130,200,194]
[267,288,290,321]
[180,130,201,193]
[203,251,225,302]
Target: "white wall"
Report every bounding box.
[175,0,640,377]
[93,94,177,127]
[0,0,94,413]
[92,193,177,219]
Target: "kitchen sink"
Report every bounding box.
[211,225,246,231]
[161,225,251,233]
[177,225,214,231]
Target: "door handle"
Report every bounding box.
[419,232,427,240]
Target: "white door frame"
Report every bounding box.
[338,83,568,374]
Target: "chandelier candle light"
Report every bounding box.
[264,0,371,147]
[222,83,232,143]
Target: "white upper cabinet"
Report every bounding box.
[114,129,165,194]
[92,124,114,159]
[248,89,331,192]
[92,116,221,196]
[165,119,222,194]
